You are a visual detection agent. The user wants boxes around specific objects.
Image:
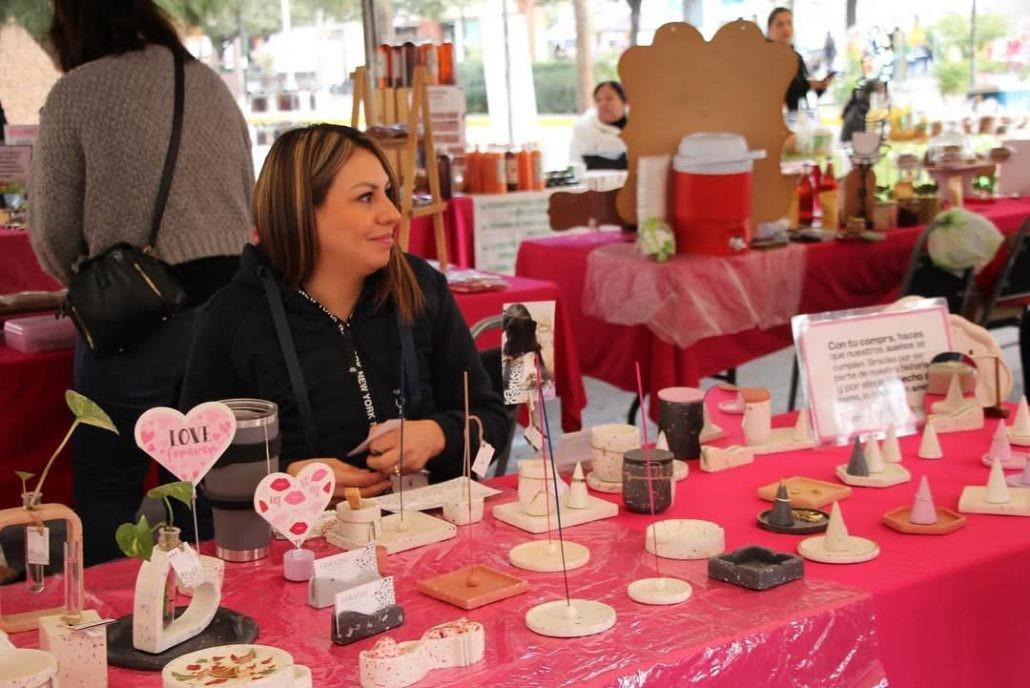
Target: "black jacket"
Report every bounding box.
[180,244,507,481]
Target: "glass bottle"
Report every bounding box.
[22,491,45,594]
[157,526,182,627]
[797,166,815,228]
[62,540,83,625]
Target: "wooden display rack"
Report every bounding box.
[351,65,450,271]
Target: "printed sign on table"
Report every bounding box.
[472,190,564,274]
[793,298,952,444]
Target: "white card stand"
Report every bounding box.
[798,502,880,564]
[132,545,222,654]
[836,438,911,488]
[509,540,590,572]
[699,445,754,472]
[747,409,816,456]
[524,599,616,638]
[39,610,107,688]
[359,619,484,688]
[627,577,693,605]
[959,459,1030,517]
[928,403,984,434]
[644,519,724,560]
[980,421,1029,469]
[918,424,943,459]
[1009,397,1030,447]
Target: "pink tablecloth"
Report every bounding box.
[517,198,1030,406]
[407,196,476,269]
[0,228,61,293]
[583,242,806,349]
[11,396,1030,686]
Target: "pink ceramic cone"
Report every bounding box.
[908,476,938,525]
[986,420,1013,464]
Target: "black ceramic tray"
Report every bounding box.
[107,606,258,670]
[708,546,804,591]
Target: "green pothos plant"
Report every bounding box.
[115,481,194,562]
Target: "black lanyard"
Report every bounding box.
[299,289,379,427]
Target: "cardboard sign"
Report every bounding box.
[134,402,236,484]
[793,298,952,444]
[334,576,395,616]
[501,300,557,405]
[0,145,32,185]
[254,462,336,547]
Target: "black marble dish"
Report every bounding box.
[756,507,830,534]
[708,546,804,591]
[107,607,259,670]
[332,604,405,646]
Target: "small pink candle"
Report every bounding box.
[283,548,315,582]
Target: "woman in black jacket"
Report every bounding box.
[181,124,508,495]
[767,7,834,112]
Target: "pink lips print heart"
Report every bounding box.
[133,402,236,485]
[253,462,335,547]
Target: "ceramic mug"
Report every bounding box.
[517,459,567,516]
[334,499,382,545]
[442,497,484,525]
[163,645,311,688]
[851,131,881,156]
[0,649,58,688]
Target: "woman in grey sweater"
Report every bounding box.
[28,0,253,565]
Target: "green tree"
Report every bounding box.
[931,12,1007,60]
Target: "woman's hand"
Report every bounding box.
[365,420,446,477]
[287,458,392,497]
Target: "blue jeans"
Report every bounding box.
[72,310,209,565]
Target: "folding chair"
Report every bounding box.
[978,218,1030,330]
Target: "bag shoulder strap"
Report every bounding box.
[146,48,186,253]
[258,267,319,455]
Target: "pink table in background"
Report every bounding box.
[516,197,1030,410]
[0,228,61,293]
[10,392,1029,687]
[407,195,475,269]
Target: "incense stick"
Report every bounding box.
[536,353,572,605]
[634,362,663,580]
[463,372,476,580]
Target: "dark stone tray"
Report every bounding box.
[107,606,258,670]
[756,507,830,534]
[332,604,405,646]
[708,546,804,591]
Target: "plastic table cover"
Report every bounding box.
[582,242,806,350]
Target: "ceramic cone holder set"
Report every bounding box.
[959,459,1030,516]
[836,437,911,488]
[918,423,943,459]
[1009,397,1030,447]
[981,420,1029,470]
[493,458,617,534]
[798,503,880,564]
[927,374,985,433]
[883,476,966,535]
[741,389,815,455]
[508,463,591,573]
[757,482,829,534]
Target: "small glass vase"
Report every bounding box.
[157,526,182,627]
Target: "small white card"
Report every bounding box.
[167,543,204,589]
[524,425,543,452]
[334,576,395,616]
[313,545,379,583]
[27,526,49,566]
[471,441,495,478]
[347,419,401,457]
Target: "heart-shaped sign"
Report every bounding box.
[253,462,336,547]
[134,402,236,485]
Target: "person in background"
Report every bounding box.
[28,0,253,565]
[823,31,837,71]
[181,125,508,494]
[767,7,833,112]
[568,80,628,171]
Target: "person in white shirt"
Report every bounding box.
[568,81,628,171]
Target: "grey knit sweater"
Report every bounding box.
[28,45,253,286]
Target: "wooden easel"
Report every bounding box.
[352,65,450,271]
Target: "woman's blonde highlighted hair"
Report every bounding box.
[252,124,424,322]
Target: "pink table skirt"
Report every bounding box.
[516,197,1030,404]
[11,397,1030,686]
[407,196,476,269]
[0,228,61,293]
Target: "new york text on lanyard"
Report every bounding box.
[299,289,389,427]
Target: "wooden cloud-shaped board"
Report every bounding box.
[616,20,797,227]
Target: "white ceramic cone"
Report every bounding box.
[1011,397,1030,436]
[793,409,812,442]
[984,458,1012,504]
[566,462,588,509]
[986,420,1013,464]
[656,432,669,451]
[823,502,851,551]
[918,424,943,459]
[1017,460,1030,487]
[934,373,966,413]
[909,475,938,525]
[864,437,885,473]
[883,424,902,463]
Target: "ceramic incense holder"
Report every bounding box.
[959,459,1030,517]
[657,387,705,460]
[756,477,852,509]
[797,503,880,564]
[418,565,529,610]
[927,403,984,433]
[883,477,966,535]
[492,459,617,534]
[699,445,754,473]
[918,423,943,459]
[508,540,590,572]
[644,519,724,560]
[524,600,616,639]
[359,619,484,688]
[626,577,693,605]
[835,437,911,488]
[708,546,804,590]
[1008,397,1030,447]
[757,482,829,534]
[980,420,1029,469]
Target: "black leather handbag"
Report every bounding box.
[61,49,189,355]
